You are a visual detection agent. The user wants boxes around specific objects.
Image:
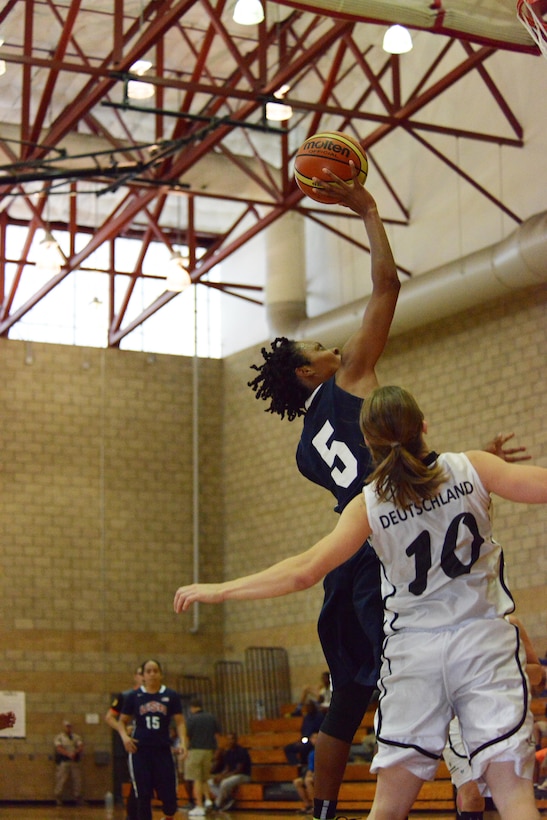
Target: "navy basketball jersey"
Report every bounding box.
[122,685,182,747]
[296,377,372,512]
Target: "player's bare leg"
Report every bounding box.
[367,765,423,820]
[314,732,351,800]
[483,761,539,820]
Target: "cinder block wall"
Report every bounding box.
[0,283,545,801]
[0,343,224,801]
[223,284,547,695]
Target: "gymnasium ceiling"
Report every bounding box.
[0,0,544,349]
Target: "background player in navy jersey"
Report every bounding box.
[118,659,184,820]
[105,664,143,818]
[174,384,547,820]
[247,168,528,820]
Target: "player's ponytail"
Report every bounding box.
[360,386,446,507]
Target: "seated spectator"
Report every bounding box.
[535,747,547,797]
[293,732,317,814]
[294,671,332,716]
[534,701,547,796]
[350,728,376,762]
[285,701,324,768]
[208,732,251,811]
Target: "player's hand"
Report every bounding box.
[173,583,225,613]
[123,737,138,754]
[312,161,377,216]
[483,432,531,463]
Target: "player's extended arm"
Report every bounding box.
[117,713,138,754]
[174,713,188,758]
[174,494,371,613]
[467,450,547,505]
[104,707,120,732]
[323,168,400,397]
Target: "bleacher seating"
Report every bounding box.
[125,697,547,814]
[233,705,454,812]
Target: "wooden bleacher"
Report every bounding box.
[126,697,547,814]
[233,705,455,813]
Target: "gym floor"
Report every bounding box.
[0,807,462,819]
[0,807,468,820]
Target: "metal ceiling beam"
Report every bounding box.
[0,0,534,346]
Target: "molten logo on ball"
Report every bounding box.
[301,137,352,158]
[294,131,368,205]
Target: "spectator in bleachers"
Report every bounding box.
[294,672,332,716]
[293,732,317,814]
[285,701,325,769]
[208,731,251,811]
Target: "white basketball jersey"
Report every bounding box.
[363,452,514,634]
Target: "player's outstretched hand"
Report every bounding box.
[483,431,531,463]
[174,583,225,613]
[312,160,377,217]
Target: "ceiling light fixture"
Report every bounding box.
[166,252,191,292]
[127,59,155,100]
[233,0,264,25]
[382,24,413,54]
[266,84,293,122]
[36,230,62,274]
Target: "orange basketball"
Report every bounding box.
[294,132,368,204]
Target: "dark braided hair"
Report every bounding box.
[248,337,313,421]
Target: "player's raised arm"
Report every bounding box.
[466,450,547,504]
[321,167,400,397]
[174,495,371,614]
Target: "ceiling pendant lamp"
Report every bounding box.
[266,84,293,122]
[382,24,413,54]
[127,59,155,100]
[233,0,264,25]
[36,230,62,273]
[166,253,191,292]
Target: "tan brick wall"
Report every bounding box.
[0,282,545,800]
[0,343,224,800]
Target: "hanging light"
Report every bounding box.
[127,59,154,100]
[266,84,293,122]
[382,24,413,54]
[233,0,264,25]
[166,253,191,292]
[36,230,62,274]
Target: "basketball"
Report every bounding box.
[294,132,368,204]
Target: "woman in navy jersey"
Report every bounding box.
[118,659,184,820]
[174,385,547,820]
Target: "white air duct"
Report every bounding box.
[266,211,547,346]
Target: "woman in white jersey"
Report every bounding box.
[174,385,547,820]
